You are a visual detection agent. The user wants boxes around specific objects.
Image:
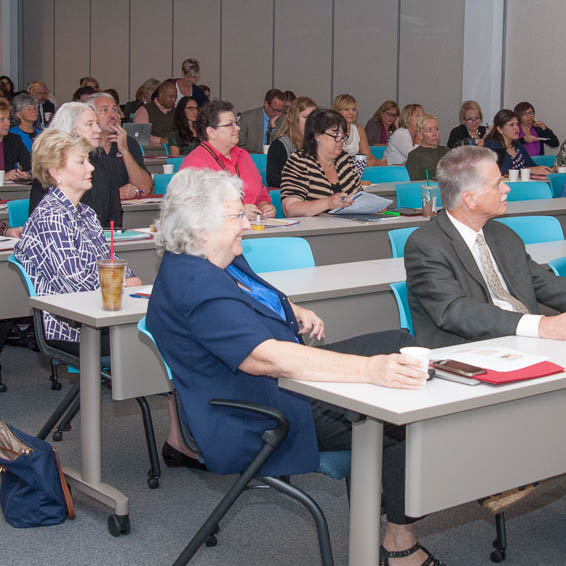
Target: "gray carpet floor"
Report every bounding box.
[1,344,566,566]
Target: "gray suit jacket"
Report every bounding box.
[238,106,284,154]
[404,209,566,348]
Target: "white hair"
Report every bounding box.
[48,101,96,133]
[155,168,243,257]
[86,92,115,105]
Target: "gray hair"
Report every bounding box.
[12,93,37,124]
[437,145,498,210]
[155,168,243,257]
[86,92,115,106]
[48,101,96,133]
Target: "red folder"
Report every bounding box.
[475,361,564,384]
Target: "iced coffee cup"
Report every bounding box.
[421,185,438,218]
[97,259,127,311]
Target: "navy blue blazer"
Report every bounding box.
[147,252,319,476]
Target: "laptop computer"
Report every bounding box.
[123,123,152,146]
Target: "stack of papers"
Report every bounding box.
[328,191,392,215]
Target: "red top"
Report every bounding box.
[180,142,271,206]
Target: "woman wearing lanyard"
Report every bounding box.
[180,99,276,219]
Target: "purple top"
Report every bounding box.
[519,125,541,156]
[0,139,5,170]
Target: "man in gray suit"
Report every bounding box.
[238,88,285,154]
[405,145,566,348]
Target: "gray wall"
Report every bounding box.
[19,0,467,140]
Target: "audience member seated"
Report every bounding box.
[80,76,99,90]
[87,93,152,199]
[484,109,551,176]
[333,94,384,166]
[238,88,285,154]
[9,93,40,153]
[383,103,423,165]
[365,99,399,145]
[172,58,209,107]
[180,99,275,219]
[0,76,15,101]
[447,100,488,149]
[282,90,296,112]
[281,108,361,217]
[168,96,199,157]
[514,101,559,157]
[406,113,449,180]
[553,138,566,171]
[134,80,176,144]
[0,99,32,182]
[198,84,211,99]
[29,102,122,227]
[266,96,316,188]
[405,145,566,349]
[123,78,160,122]
[28,81,55,130]
[147,167,445,566]
[72,86,96,102]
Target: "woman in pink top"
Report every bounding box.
[180,99,276,219]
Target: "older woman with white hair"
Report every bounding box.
[9,92,40,153]
[147,167,446,566]
[28,101,123,227]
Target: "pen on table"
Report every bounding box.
[129,292,151,299]
[381,210,400,216]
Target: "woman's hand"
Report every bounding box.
[244,203,262,219]
[326,192,352,210]
[531,165,552,176]
[258,202,277,218]
[534,120,547,130]
[522,130,538,143]
[5,169,29,181]
[125,277,143,287]
[367,353,427,389]
[291,303,325,340]
[5,226,23,238]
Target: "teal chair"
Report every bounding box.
[362,165,410,183]
[495,215,564,244]
[395,182,441,209]
[388,227,419,258]
[269,189,284,219]
[7,199,30,226]
[532,155,555,167]
[242,237,314,273]
[389,281,413,335]
[250,153,268,186]
[369,145,386,159]
[138,315,349,563]
[153,173,174,195]
[505,182,552,201]
[163,142,170,156]
[166,157,184,172]
[548,173,566,197]
[549,257,566,277]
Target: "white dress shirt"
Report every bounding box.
[383,128,417,165]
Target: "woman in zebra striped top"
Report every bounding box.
[280,108,361,217]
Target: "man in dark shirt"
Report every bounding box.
[28,81,55,130]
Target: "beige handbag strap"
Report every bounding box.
[52,448,75,520]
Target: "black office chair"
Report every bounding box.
[8,254,162,489]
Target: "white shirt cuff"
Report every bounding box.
[516,314,543,338]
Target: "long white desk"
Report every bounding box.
[279,335,566,565]
[0,183,32,201]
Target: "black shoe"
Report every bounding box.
[380,542,446,566]
[162,442,207,471]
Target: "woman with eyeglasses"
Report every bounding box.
[9,93,40,153]
[364,99,399,146]
[180,99,276,219]
[514,101,559,157]
[280,108,361,217]
[168,96,199,157]
[447,100,488,149]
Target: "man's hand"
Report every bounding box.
[109,124,129,155]
[120,183,141,200]
[539,313,566,340]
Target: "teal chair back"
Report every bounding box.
[242,237,314,273]
[250,153,268,186]
[166,157,184,173]
[163,142,170,156]
[388,227,419,258]
[389,281,413,335]
[505,181,552,201]
[138,317,173,381]
[269,189,285,219]
[531,155,555,167]
[8,199,30,227]
[362,166,410,183]
[495,215,564,244]
[549,257,566,277]
[8,254,36,297]
[369,145,386,159]
[395,182,441,209]
[548,173,566,197]
[153,173,174,195]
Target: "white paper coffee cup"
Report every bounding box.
[263,144,270,154]
[520,168,530,181]
[400,346,431,387]
[558,167,566,174]
[163,164,174,174]
[508,169,519,181]
[0,170,5,186]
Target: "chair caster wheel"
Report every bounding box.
[147,476,159,489]
[51,382,62,391]
[205,535,217,547]
[490,549,506,563]
[108,513,130,537]
[52,431,63,442]
[0,383,6,393]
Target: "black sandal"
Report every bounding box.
[380,542,446,566]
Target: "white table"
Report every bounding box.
[0,182,32,201]
[279,335,566,565]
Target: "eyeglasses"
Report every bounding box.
[520,109,535,117]
[323,131,347,142]
[216,118,240,130]
[268,102,285,115]
[223,210,247,223]
[464,116,481,123]
[383,111,398,119]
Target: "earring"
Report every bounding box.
[56,178,62,186]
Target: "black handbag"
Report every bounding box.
[0,422,74,528]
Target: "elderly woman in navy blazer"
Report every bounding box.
[146,168,446,566]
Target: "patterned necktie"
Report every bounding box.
[265,124,273,145]
[476,233,529,313]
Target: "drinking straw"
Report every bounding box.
[425,169,430,185]
[110,220,114,261]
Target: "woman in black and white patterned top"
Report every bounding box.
[280,109,361,217]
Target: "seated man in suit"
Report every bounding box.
[405,145,566,348]
[238,88,285,154]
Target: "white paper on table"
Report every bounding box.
[328,191,392,214]
[0,203,7,210]
[0,236,19,250]
[134,285,153,295]
[429,348,547,372]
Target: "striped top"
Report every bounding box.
[280,150,361,202]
